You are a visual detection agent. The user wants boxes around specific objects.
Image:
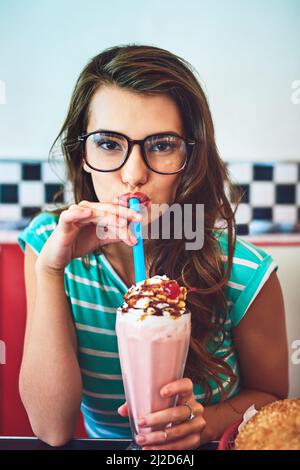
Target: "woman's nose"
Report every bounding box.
[121,143,149,187]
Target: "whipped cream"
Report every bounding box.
[119,275,188,318]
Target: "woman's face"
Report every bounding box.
[83,85,184,219]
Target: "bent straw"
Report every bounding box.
[129,197,146,282]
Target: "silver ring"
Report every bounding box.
[183,402,195,421]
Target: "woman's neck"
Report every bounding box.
[101,242,138,288]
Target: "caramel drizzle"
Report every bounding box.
[122,279,187,317]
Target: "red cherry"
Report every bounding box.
[164,281,180,299]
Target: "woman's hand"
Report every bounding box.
[118,378,206,450]
[36,200,142,273]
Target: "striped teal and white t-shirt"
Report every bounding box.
[18,212,278,439]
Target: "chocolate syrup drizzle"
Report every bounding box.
[121,278,188,318]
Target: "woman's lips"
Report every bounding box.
[117,192,151,208]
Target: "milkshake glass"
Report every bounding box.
[116,275,191,450]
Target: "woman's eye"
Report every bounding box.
[97,140,121,150]
[151,142,173,152]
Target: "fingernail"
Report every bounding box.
[130,236,137,245]
[82,209,91,215]
[133,213,142,220]
[136,435,146,444]
[161,388,170,397]
[138,418,146,427]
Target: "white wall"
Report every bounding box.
[0,0,299,161]
[261,245,300,397]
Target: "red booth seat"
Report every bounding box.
[0,243,87,437]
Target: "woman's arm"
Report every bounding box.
[19,203,141,446]
[202,270,289,441]
[19,245,82,447]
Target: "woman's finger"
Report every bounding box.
[142,432,201,451]
[160,378,195,402]
[139,402,202,429]
[89,211,130,228]
[78,200,142,221]
[117,403,129,417]
[58,206,93,233]
[59,205,137,246]
[95,222,137,246]
[136,415,205,447]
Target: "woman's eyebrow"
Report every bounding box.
[90,128,183,136]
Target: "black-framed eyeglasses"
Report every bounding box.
[78,129,196,175]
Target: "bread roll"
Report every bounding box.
[235,399,300,450]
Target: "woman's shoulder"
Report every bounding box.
[27,210,59,230]
[215,229,272,265]
[18,211,60,255]
[215,229,278,326]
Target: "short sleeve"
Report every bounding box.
[18,211,72,303]
[18,212,59,255]
[216,231,278,327]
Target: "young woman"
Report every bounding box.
[18,44,288,450]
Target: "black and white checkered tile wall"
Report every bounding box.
[0,161,72,229]
[227,162,300,234]
[0,160,300,234]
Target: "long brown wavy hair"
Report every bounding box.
[49,44,241,404]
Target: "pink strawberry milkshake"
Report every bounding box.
[116,275,191,440]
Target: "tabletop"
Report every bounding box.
[0,437,218,451]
